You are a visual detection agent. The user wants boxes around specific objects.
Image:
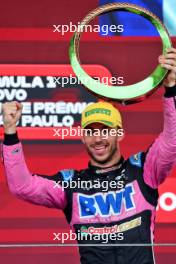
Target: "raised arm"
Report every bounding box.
[143,48,176,188]
[1,101,67,209]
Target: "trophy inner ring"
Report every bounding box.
[69,2,172,105]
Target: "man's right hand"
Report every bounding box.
[2,101,23,134]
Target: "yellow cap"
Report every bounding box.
[81,101,122,128]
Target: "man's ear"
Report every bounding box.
[81,135,85,144]
[117,128,125,142]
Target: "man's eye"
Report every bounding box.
[101,129,109,135]
[87,130,91,135]
[84,129,92,136]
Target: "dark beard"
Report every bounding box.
[86,144,118,165]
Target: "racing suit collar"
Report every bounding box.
[88,156,125,175]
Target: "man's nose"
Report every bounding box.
[94,134,102,142]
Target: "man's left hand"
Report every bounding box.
[159,47,176,87]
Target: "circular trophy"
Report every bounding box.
[69,3,172,105]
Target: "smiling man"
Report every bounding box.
[1,48,176,264]
[81,101,124,167]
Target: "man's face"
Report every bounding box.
[82,123,121,165]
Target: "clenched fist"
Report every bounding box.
[2,101,23,134]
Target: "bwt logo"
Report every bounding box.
[78,184,135,218]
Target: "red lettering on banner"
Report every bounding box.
[157,179,176,223]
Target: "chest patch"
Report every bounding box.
[78,183,135,218]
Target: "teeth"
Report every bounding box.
[95,146,106,150]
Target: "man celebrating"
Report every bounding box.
[1,48,176,264]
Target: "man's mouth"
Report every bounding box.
[92,144,108,155]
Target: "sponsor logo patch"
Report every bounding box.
[78,183,135,218]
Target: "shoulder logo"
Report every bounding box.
[60,169,74,181]
[129,152,142,168]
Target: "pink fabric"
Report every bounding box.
[2,143,67,209]
[144,97,176,188]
